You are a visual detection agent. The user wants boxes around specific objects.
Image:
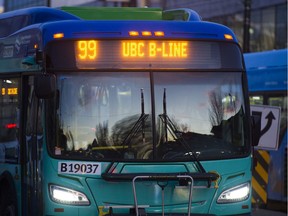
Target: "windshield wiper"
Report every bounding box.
[159,88,206,174]
[121,89,148,149]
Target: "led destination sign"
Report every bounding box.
[47,40,242,69]
[1,88,18,95]
[76,40,188,60]
[74,40,204,69]
[122,41,188,58]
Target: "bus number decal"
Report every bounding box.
[58,162,101,175]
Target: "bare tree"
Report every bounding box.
[209,90,223,126]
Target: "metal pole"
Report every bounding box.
[243,0,251,53]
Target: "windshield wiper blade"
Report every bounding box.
[159,88,206,174]
[121,89,148,149]
[122,113,149,147]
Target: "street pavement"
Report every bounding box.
[252,208,287,216]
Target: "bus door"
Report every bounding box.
[22,76,44,216]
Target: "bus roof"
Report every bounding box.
[39,19,237,44]
[244,49,287,70]
[0,7,239,72]
[0,7,205,38]
[61,7,163,20]
[61,7,202,21]
[244,49,288,92]
[0,7,79,38]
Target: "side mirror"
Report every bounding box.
[251,113,261,146]
[34,74,56,99]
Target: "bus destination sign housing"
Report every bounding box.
[74,39,220,69]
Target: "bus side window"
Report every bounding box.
[249,95,264,105]
[0,77,20,163]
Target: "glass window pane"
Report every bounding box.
[276,4,288,49]
[55,72,152,160]
[154,72,248,160]
[0,78,20,163]
[250,9,262,52]
[52,71,249,161]
[249,95,264,105]
[261,7,275,50]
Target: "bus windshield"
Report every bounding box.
[48,71,249,161]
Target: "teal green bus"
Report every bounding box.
[0,6,256,216]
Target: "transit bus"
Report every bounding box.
[245,49,287,212]
[0,6,257,216]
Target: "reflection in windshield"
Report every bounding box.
[50,72,249,160]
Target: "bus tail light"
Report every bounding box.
[49,185,90,206]
[217,182,250,203]
[5,123,17,129]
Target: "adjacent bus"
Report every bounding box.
[245,49,287,211]
[0,6,256,216]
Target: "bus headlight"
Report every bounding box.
[217,182,250,203]
[49,184,90,206]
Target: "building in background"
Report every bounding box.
[2,0,287,52]
[148,0,287,53]
[4,0,47,10]
[3,0,140,11]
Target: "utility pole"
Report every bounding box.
[243,0,251,53]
